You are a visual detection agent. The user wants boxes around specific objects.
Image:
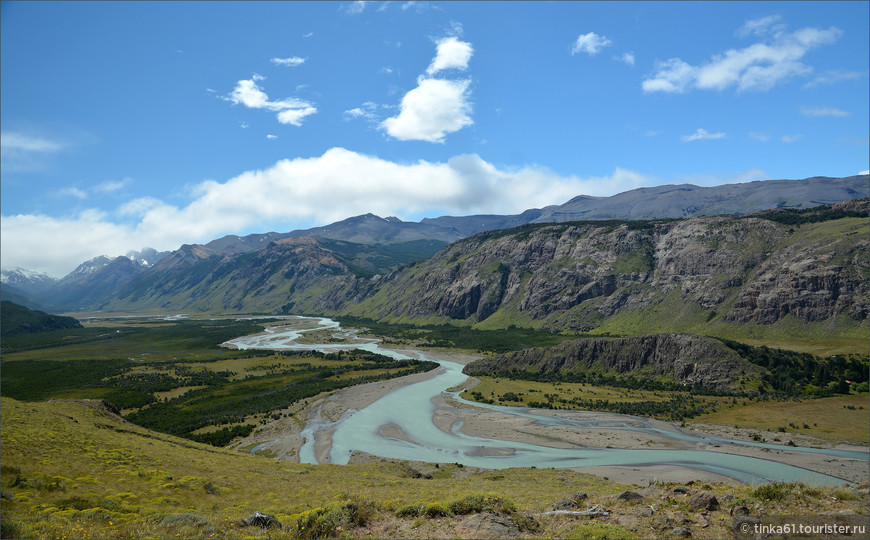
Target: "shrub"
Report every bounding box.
[448,494,516,515]
[751,482,792,501]
[395,504,422,518]
[56,496,94,511]
[293,500,376,539]
[797,483,823,499]
[0,519,23,540]
[832,489,863,501]
[423,502,449,518]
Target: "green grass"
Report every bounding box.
[0,318,438,446]
[0,396,627,540]
[337,316,577,353]
[2,392,867,539]
[0,318,267,361]
[463,376,729,421]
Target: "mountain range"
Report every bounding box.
[2,175,867,342]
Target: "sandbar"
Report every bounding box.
[233,347,869,486]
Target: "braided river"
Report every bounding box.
[224,316,868,485]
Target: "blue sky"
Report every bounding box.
[1,1,868,277]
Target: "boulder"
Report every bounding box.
[455,512,520,539]
[689,491,719,511]
[241,511,281,529]
[730,505,750,516]
[637,506,654,517]
[550,491,588,510]
[672,526,692,538]
[617,490,643,503]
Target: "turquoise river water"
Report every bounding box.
[224,316,868,485]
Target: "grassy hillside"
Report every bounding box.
[0,301,82,338]
[3,397,868,540]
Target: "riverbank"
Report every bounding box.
[5,394,869,540]
[232,348,480,461]
[233,345,868,486]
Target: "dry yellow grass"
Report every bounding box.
[735,337,869,357]
[153,385,208,401]
[693,394,870,443]
[0,397,623,539]
[2,396,867,540]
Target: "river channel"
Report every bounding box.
[224,316,868,485]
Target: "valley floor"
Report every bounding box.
[232,348,870,487]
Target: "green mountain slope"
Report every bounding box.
[95,200,867,343]
[340,200,869,341]
[0,301,82,337]
[102,237,446,314]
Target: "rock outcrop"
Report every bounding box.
[463,334,765,391]
[351,201,868,335]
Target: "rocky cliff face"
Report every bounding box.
[99,200,868,339]
[463,333,764,391]
[346,201,868,335]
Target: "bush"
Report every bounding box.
[56,496,94,511]
[832,489,863,501]
[293,500,376,539]
[423,502,449,518]
[394,504,422,518]
[751,482,792,501]
[0,519,23,540]
[448,494,516,515]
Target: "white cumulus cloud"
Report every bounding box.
[571,32,612,56]
[426,37,473,75]
[1,148,655,277]
[643,23,842,93]
[382,36,474,142]
[381,78,472,142]
[226,76,317,126]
